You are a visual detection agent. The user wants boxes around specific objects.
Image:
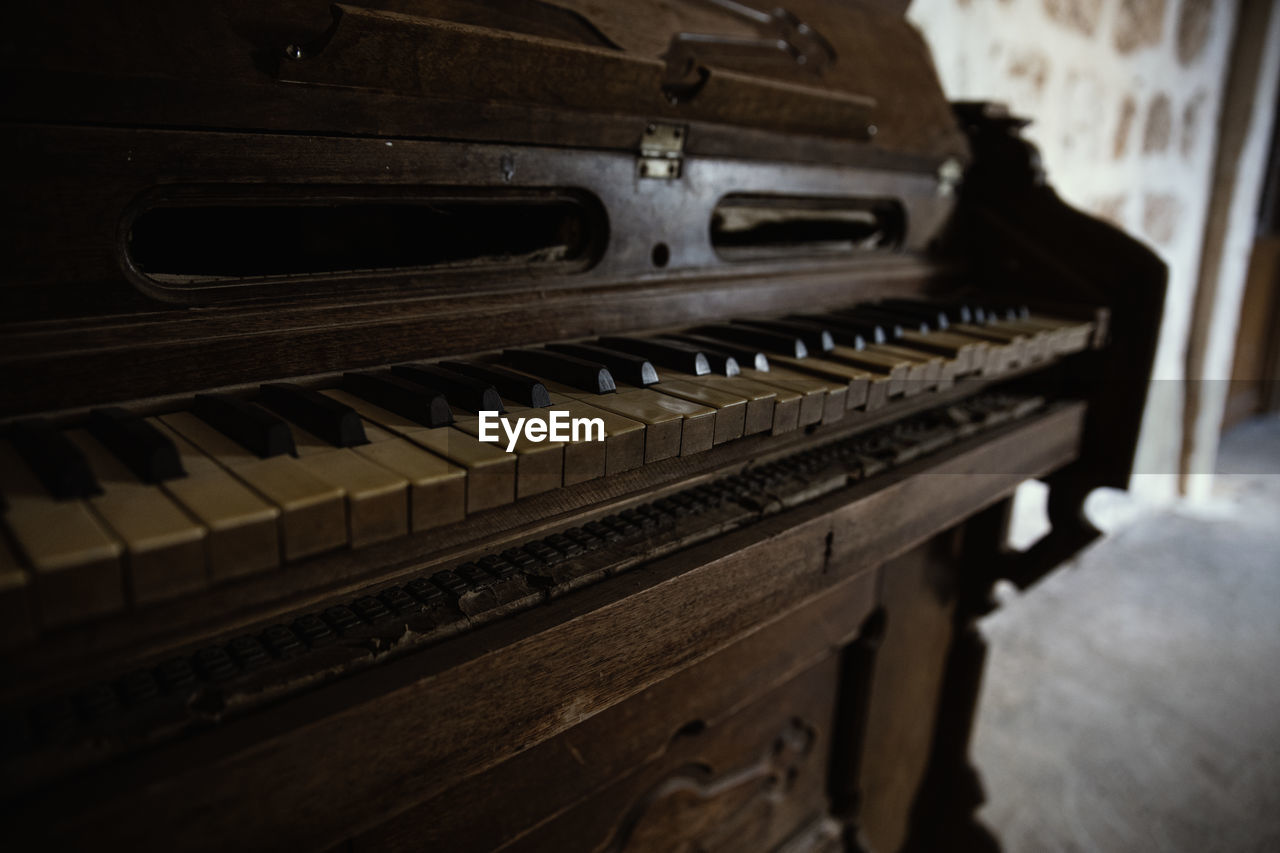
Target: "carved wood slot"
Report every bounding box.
[120,185,605,301]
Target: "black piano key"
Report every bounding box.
[391,364,505,414]
[837,306,927,334]
[734,319,834,353]
[664,334,771,372]
[868,301,950,330]
[546,343,659,386]
[340,372,453,427]
[193,393,297,458]
[595,337,710,376]
[258,383,367,448]
[991,304,1031,321]
[87,407,185,483]
[925,302,975,325]
[653,337,740,376]
[688,324,809,359]
[438,361,551,408]
[500,348,616,395]
[792,313,889,345]
[784,317,867,350]
[4,419,101,499]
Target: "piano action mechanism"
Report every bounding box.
[0,1,1164,850]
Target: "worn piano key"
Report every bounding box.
[161,412,347,561]
[148,418,281,581]
[821,346,910,397]
[734,319,834,354]
[768,356,869,417]
[832,307,978,378]
[325,390,514,513]
[1003,314,1069,347]
[836,342,939,394]
[406,428,516,512]
[1041,314,1096,353]
[0,441,124,625]
[0,534,36,648]
[987,318,1054,358]
[690,324,809,358]
[193,393,297,458]
[871,344,945,390]
[688,374,778,435]
[545,343,660,386]
[347,421,467,531]
[4,419,101,499]
[280,420,409,549]
[596,337,710,376]
[738,367,830,428]
[502,348,616,395]
[949,322,1034,366]
[726,375,800,435]
[797,313,892,344]
[553,399,645,475]
[535,405,607,486]
[573,390,694,460]
[340,372,454,428]
[259,383,367,448]
[392,363,505,414]
[66,429,208,604]
[649,379,747,444]
[495,362,702,462]
[929,326,1012,375]
[87,407,185,484]
[665,334,771,371]
[1000,315,1080,355]
[653,337,740,376]
[438,361,552,408]
[453,410,564,498]
[897,330,985,375]
[785,316,946,391]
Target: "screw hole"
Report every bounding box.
[651,243,670,267]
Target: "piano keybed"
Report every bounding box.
[5,387,1072,771]
[0,298,1096,649]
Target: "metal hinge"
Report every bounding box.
[638,122,686,180]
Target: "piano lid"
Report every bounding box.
[1,0,968,170]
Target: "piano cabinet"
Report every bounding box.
[1,2,1165,849]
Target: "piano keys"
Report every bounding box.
[0,298,1094,634]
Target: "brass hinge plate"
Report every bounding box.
[638,122,686,180]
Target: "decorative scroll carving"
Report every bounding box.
[605,717,817,853]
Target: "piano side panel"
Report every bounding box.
[948,107,1167,587]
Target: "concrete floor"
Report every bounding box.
[972,414,1280,852]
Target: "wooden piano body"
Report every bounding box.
[0,1,1165,850]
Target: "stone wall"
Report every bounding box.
[908,0,1240,499]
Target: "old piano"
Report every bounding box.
[0,1,1164,850]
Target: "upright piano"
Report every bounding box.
[0,1,1164,850]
